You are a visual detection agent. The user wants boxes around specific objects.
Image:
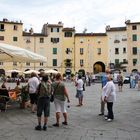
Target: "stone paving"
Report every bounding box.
[0,82,140,140]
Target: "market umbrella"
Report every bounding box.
[44,69,59,74]
[23,70,40,74]
[0,43,47,63]
[6,70,22,73]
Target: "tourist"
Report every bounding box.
[117,71,123,92]
[75,75,84,106]
[104,75,116,122]
[28,72,40,113]
[35,74,52,131]
[52,73,70,127]
[99,70,110,116]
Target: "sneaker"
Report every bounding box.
[107,119,112,122]
[98,113,104,116]
[53,123,59,127]
[62,122,68,125]
[43,125,47,131]
[35,125,42,130]
[104,117,108,120]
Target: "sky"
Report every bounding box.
[0,0,140,33]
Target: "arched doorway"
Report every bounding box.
[0,69,5,76]
[132,69,138,73]
[93,61,105,74]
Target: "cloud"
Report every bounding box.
[0,0,140,33]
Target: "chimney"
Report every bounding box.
[29,28,34,34]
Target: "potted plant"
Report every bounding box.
[20,85,29,109]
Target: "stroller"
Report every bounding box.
[0,88,10,112]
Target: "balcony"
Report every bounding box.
[114,40,120,43]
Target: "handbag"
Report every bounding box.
[50,94,54,102]
[50,82,60,102]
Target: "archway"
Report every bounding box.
[93,61,105,74]
[0,69,5,76]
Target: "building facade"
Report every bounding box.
[0,18,140,76]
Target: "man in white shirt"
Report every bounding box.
[75,75,84,106]
[28,72,40,113]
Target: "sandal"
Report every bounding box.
[53,123,59,127]
[62,122,68,125]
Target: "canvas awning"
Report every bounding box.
[0,43,47,63]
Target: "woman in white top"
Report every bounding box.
[104,75,116,122]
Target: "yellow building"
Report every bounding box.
[74,33,108,74]
[0,18,23,74]
[1,18,140,77]
[125,20,140,73]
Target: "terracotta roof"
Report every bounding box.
[75,33,107,36]
[106,27,126,32]
[62,28,75,31]
[23,32,47,37]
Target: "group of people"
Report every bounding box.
[27,72,70,131]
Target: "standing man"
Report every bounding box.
[99,70,110,116]
[75,75,84,106]
[28,72,40,113]
[117,71,123,92]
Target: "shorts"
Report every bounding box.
[37,97,50,117]
[29,93,37,104]
[118,81,123,86]
[54,98,67,113]
[76,90,83,98]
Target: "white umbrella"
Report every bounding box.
[44,69,59,74]
[23,70,40,74]
[0,43,47,63]
[6,69,22,73]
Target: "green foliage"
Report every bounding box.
[20,85,29,102]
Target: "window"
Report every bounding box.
[115,59,119,64]
[80,48,84,54]
[0,36,4,41]
[13,62,17,66]
[132,34,137,41]
[26,62,30,66]
[132,25,137,30]
[133,59,137,66]
[51,38,59,43]
[53,48,57,54]
[53,59,57,66]
[40,38,44,43]
[0,24,4,31]
[132,47,137,55]
[80,59,84,66]
[0,62,3,65]
[13,25,18,30]
[115,48,119,54]
[13,36,18,41]
[51,28,59,32]
[123,59,128,63]
[97,48,101,54]
[123,48,126,53]
[66,48,71,54]
[40,62,44,66]
[64,32,72,37]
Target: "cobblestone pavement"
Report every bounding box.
[0,82,140,140]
